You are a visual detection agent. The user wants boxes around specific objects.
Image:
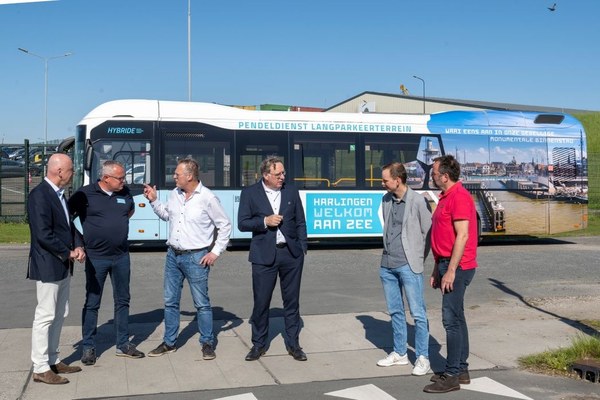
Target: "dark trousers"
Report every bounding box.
[82,253,131,350]
[438,260,476,376]
[250,246,304,349]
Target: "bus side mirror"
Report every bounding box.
[84,139,93,171]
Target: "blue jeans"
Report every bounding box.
[163,248,213,346]
[438,260,476,375]
[82,253,131,350]
[380,264,429,358]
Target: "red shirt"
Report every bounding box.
[431,181,478,269]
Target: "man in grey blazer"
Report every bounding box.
[27,153,85,384]
[377,162,432,376]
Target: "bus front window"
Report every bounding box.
[91,140,151,188]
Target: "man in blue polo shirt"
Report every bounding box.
[69,160,144,365]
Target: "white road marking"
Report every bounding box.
[462,377,534,400]
[325,384,397,400]
[211,394,258,400]
[0,186,24,195]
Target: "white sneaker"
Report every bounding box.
[377,351,409,367]
[412,355,431,376]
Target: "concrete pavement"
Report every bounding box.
[2,300,597,400]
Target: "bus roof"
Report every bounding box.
[80,99,581,129]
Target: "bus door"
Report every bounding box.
[159,121,235,236]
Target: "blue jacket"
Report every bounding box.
[27,180,77,282]
[238,181,307,265]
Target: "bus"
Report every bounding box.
[64,99,588,245]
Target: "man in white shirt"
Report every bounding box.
[143,158,231,360]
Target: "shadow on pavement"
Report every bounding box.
[488,278,600,337]
[356,314,444,366]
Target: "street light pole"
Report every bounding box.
[18,47,72,173]
[188,0,192,101]
[413,75,425,114]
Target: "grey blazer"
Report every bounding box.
[382,187,432,273]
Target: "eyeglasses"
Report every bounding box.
[269,171,286,178]
[107,175,126,182]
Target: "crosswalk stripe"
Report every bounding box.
[461,377,534,400]
[325,384,397,400]
[211,394,258,400]
[210,377,534,400]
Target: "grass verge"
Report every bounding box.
[0,222,30,244]
[519,327,600,377]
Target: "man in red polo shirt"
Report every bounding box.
[423,155,478,394]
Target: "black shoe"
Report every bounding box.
[423,373,460,393]
[148,342,177,357]
[245,346,266,361]
[116,342,145,359]
[202,343,216,360]
[430,370,470,384]
[287,347,307,361]
[81,348,96,366]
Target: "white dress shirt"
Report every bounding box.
[262,181,286,244]
[150,183,232,256]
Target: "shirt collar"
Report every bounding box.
[439,181,462,198]
[177,182,203,196]
[93,181,113,196]
[44,177,61,193]
[262,181,280,194]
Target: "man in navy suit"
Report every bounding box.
[238,155,308,362]
[27,153,85,384]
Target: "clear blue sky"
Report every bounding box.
[1,0,599,144]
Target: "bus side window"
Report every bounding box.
[162,126,233,188]
[236,131,287,187]
[293,132,357,189]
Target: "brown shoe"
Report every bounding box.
[32,370,69,384]
[51,361,82,374]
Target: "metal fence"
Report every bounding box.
[1,142,53,222]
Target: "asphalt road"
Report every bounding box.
[2,236,599,330]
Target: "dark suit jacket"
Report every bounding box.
[27,179,76,282]
[238,181,307,265]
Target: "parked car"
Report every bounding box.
[1,158,41,178]
[125,163,146,184]
[8,147,25,160]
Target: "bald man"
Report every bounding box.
[27,153,85,385]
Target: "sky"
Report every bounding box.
[1,0,599,145]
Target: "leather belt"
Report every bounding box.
[170,246,208,256]
[438,257,451,262]
[276,242,287,248]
